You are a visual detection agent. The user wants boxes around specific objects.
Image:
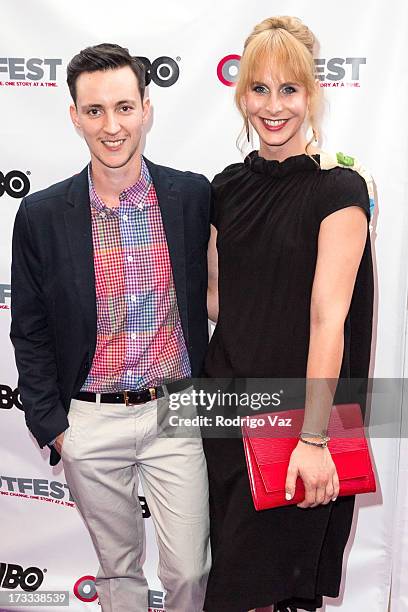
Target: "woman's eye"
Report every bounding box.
[252,85,269,94]
[281,85,296,94]
[254,85,268,93]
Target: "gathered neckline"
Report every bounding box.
[244,150,321,178]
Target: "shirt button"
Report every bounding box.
[127,370,132,377]
[131,295,137,302]
[123,214,128,221]
[100,212,106,218]
[131,333,137,340]
[127,256,134,263]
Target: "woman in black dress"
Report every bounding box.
[203,16,373,612]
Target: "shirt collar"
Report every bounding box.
[88,156,152,215]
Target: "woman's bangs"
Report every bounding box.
[246,34,311,88]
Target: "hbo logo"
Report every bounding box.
[0,563,44,592]
[0,171,30,198]
[136,56,179,87]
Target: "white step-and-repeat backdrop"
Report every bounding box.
[1,1,407,610]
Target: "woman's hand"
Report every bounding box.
[285,439,340,508]
[207,224,219,323]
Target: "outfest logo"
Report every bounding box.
[0,284,11,310]
[0,472,151,516]
[217,55,367,88]
[0,474,76,507]
[0,57,62,88]
[315,57,366,88]
[74,575,165,609]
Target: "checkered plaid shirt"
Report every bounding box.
[81,157,191,392]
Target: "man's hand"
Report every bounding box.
[54,431,65,455]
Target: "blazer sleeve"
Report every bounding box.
[10,198,69,448]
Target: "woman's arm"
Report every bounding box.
[285,205,368,508]
[207,224,219,323]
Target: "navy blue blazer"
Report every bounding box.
[10,158,211,465]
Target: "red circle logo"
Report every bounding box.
[73,575,98,602]
[217,54,241,86]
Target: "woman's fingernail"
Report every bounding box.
[285,492,292,500]
[332,497,337,501]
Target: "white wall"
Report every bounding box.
[1,1,407,610]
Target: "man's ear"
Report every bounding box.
[69,104,81,131]
[142,96,150,124]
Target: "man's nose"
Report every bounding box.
[103,111,121,134]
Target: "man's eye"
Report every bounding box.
[88,108,101,116]
[120,105,132,112]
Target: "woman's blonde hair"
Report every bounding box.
[235,16,321,154]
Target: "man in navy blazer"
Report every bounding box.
[11,43,211,612]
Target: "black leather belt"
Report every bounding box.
[74,379,190,406]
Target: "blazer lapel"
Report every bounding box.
[145,157,189,345]
[64,166,97,356]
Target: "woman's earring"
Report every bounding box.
[246,119,250,143]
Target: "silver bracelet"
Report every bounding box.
[299,437,329,448]
[299,432,330,448]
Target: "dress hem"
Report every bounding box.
[204,586,340,612]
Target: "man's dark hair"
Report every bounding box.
[67,43,146,104]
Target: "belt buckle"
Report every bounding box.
[124,388,156,406]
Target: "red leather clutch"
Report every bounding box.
[242,404,376,510]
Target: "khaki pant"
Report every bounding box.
[61,396,210,612]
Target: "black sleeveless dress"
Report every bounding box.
[203,152,374,612]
